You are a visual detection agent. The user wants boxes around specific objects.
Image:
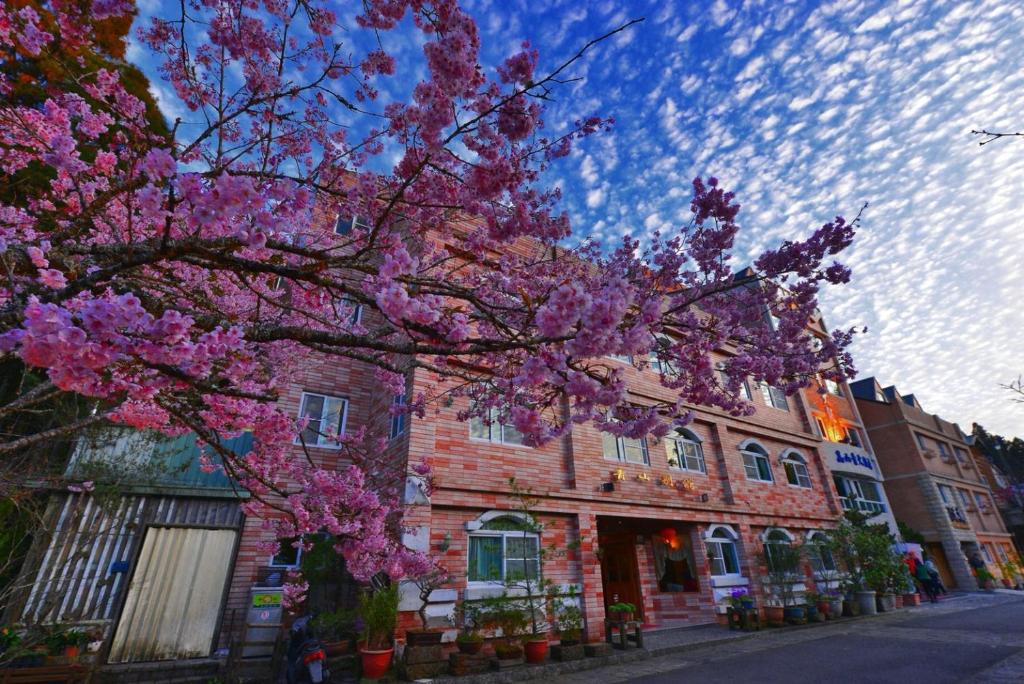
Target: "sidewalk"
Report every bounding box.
[427,592,1005,684]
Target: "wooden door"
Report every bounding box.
[600,540,643,619]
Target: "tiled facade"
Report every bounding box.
[851,378,1014,590]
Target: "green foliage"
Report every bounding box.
[827,517,902,593]
[358,585,399,650]
[607,602,636,614]
[897,520,926,545]
[310,609,356,641]
[0,626,20,653]
[761,543,803,607]
[478,595,529,641]
[38,625,88,655]
[455,631,483,644]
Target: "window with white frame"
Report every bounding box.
[915,433,928,450]
[705,527,741,576]
[649,335,677,376]
[762,529,795,573]
[741,443,774,482]
[974,492,991,513]
[270,538,302,567]
[841,426,862,448]
[783,452,812,488]
[467,516,540,582]
[335,214,370,235]
[953,447,968,464]
[389,394,407,440]
[666,429,706,473]
[717,363,752,401]
[603,431,650,465]
[606,354,633,364]
[937,483,954,505]
[758,382,790,411]
[958,488,973,509]
[297,392,348,447]
[981,544,994,564]
[806,532,837,573]
[824,378,844,397]
[470,407,525,446]
[337,297,362,326]
[834,476,886,514]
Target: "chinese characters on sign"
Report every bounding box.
[610,469,698,493]
[834,449,874,471]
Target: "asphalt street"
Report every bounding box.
[559,593,1024,683]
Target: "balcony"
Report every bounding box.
[946,505,970,528]
[840,497,887,515]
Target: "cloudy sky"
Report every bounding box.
[131,0,1024,439]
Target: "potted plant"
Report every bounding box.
[453,602,484,655]
[456,631,484,655]
[310,609,355,656]
[479,598,528,662]
[976,566,996,592]
[406,564,450,646]
[826,590,844,618]
[551,592,585,661]
[761,543,804,625]
[0,626,21,661]
[358,584,399,680]
[728,587,755,610]
[607,602,636,622]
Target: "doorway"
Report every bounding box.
[600,539,643,619]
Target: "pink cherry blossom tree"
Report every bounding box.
[0,0,857,588]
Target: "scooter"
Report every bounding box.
[285,614,329,684]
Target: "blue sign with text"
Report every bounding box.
[834,449,874,471]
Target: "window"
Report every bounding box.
[705,527,741,576]
[667,429,706,473]
[467,516,539,582]
[270,538,301,568]
[337,297,362,326]
[916,433,928,450]
[653,531,698,592]
[981,545,994,564]
[603,432,650,465]
[741,443,774,482]
[649,335,676,376]
[835,476,885,514]
[758,383,789,411]
[717,364,752,401]
[824,378,844,397]
[975,492,991,513]
[763,529,794,573]
[335,214,370,235]
[937,483,954,505]
[297,392,348,447]
[953,447,969,464]
[938,443,952,461]
[806,532,837,574]
[958,488,972,509]
[606,354,633,364]
[783,452,812,488]
[842,427,862,448]
[470,407,525,446]
[389,394,407,440]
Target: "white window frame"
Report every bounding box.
[782,451,812,488]
[842,426,862,448]
[470,407,526,447]
[824,378,844,397]
[603,432,650,465]
[758,382,790,411]
[269,539,302,568]
[296,391,348,448]
[740,442,774,483]
[806,531,837,574]
[335,214,370,235]
[953,447,968,464]
[667,429,706,474]
[389,394,407,440]
[466,528,540,584]
[762,528,796,574]
[704,525,742,578]
[717,363,752,401]
[974,491,991,513]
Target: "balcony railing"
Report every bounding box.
[841,497,886,515]
[946,505,969,525]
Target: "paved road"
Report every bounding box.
[559,593,1024,683]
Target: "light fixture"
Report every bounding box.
[700,493,710,502]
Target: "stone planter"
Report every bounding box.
[856,590,877,616]
[876,593,896,613]
[829,598,844,617]
[551,643,585,662]
[842,599,860,617]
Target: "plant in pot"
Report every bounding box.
[804,592,826,622]
[453,602,484,655]
[551,592,585,662]
[406,563,450,646]
[976,566,996,592]
[728,587,755,610]
[358,583,399,680]
[480,600,528,661]
[761,541,804,625]
[607,602,637,622]
[41,624,88,660]
[310,609,356,656]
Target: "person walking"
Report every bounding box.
[923,553,947,595]
[914,554,938,602]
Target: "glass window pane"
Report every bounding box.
[757,456,773,481]
[301,394,324,419]
[602,432,620,460]
[470,415,490,440]
[502,422,525,445]
[468,536,503,581]
[723,542,739,574]
[666,441,681,469]
[742,452,758,479]
[324,397,346,437]
[505,559,528,580]
[623,437,647,464]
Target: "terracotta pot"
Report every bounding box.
[903,593,921,606]
[63,645,80,659]
[456,638,484,655]
[524,638,548,664]
[1002,578,1013,588]
[894,594,904,609]
[359,645,394,679]
[816,600,830,616]
[765,606,785,624]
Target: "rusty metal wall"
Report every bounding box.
[107,526,238,663]
[17,493,241,625]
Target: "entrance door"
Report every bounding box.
[108,527,237,663]
[925,543,957,590]
[600,540,643,619]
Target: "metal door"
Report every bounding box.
[108,526,237,662]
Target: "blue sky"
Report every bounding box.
[130,0,1024,439]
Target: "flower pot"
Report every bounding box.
[740,599,755,610]
[894,594,904,609]
[903,592,921,607]
[829,599,843,617]
[1001,578,1013,588]
[816,600,831,616]
[856,590,877,616]
[524,638,548,664]
[876,593,895,613]
[765,606,785,625]
[783,606,806,624]
[63,645,80,659]
[359,645,394,679]
[406,629,443,646]
[457,638,484,655]
[842,599,860,617]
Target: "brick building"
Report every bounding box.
[850,378,1013,590]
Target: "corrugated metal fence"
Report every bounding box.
[17,493,241,625]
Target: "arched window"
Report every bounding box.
[740,442,773,482]
[666,429,706,474]
[762,528,795,573]
[467,515,539,583]
[782,451,812,488]
[704,525,741,577]
[806,531,837,574]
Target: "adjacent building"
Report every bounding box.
[851,378,1013,590]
